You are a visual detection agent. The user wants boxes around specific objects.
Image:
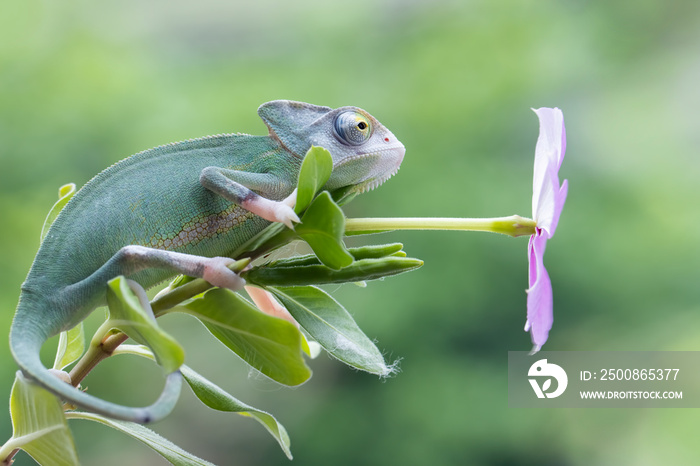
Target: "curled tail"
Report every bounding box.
[9,297,182,424]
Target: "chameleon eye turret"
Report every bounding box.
[334,111,372,146]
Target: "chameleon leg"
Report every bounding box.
[199,167,299,228]
[67,245,245,298]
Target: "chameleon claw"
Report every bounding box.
[273,201,300,229]
[282,189,297,208]
[277,189,300,229]
[282,209,300,229]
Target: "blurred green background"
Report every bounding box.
[2,0,700,464]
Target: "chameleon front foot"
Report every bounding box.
[242,189,299,229]
[277,188,300,229]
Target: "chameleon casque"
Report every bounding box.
[10,100,405,423]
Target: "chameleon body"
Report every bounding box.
[10,100,405,422]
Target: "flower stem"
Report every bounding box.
[345,215,536,238]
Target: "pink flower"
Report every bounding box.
[525,108,568,353]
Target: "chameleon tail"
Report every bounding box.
[9,297,182,424]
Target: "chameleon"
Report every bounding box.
[10,100,405,423]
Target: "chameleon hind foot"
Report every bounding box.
[202,257,246,290]
[67,246,247,299]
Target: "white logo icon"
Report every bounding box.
[528,359,568,399]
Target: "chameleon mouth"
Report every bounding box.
[356,164,401,193]
[334,144,405,194]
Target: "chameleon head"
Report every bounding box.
[259,100,405,193]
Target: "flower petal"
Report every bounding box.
[550,178,568,237]
[532,107,567,236]
[534,167,569,238]
[532,107,566,172]
[525,231,553,352]
[532,163,558,236]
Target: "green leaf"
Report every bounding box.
[180,366,293,460]
[244,256,423,287]
[66,411,215,466]
[41,183,76,242]
[181,288,311,386]
[110,345,293,459]
[269,286,395,376]
[295,191,353,270]
[295,146,333,214]
[53,323,85,370]
[242,242,421,287]
[258,243,406,268]
[106,276,185,373]
[0,373,79,466]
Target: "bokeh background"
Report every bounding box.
[2,0,700,464]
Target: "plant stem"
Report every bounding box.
[68,331,128,388]
[344,215,537,237]
[2,448,19,465]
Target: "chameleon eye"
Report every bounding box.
[334,111,372,146]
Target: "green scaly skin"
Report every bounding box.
[10,100,405,423]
